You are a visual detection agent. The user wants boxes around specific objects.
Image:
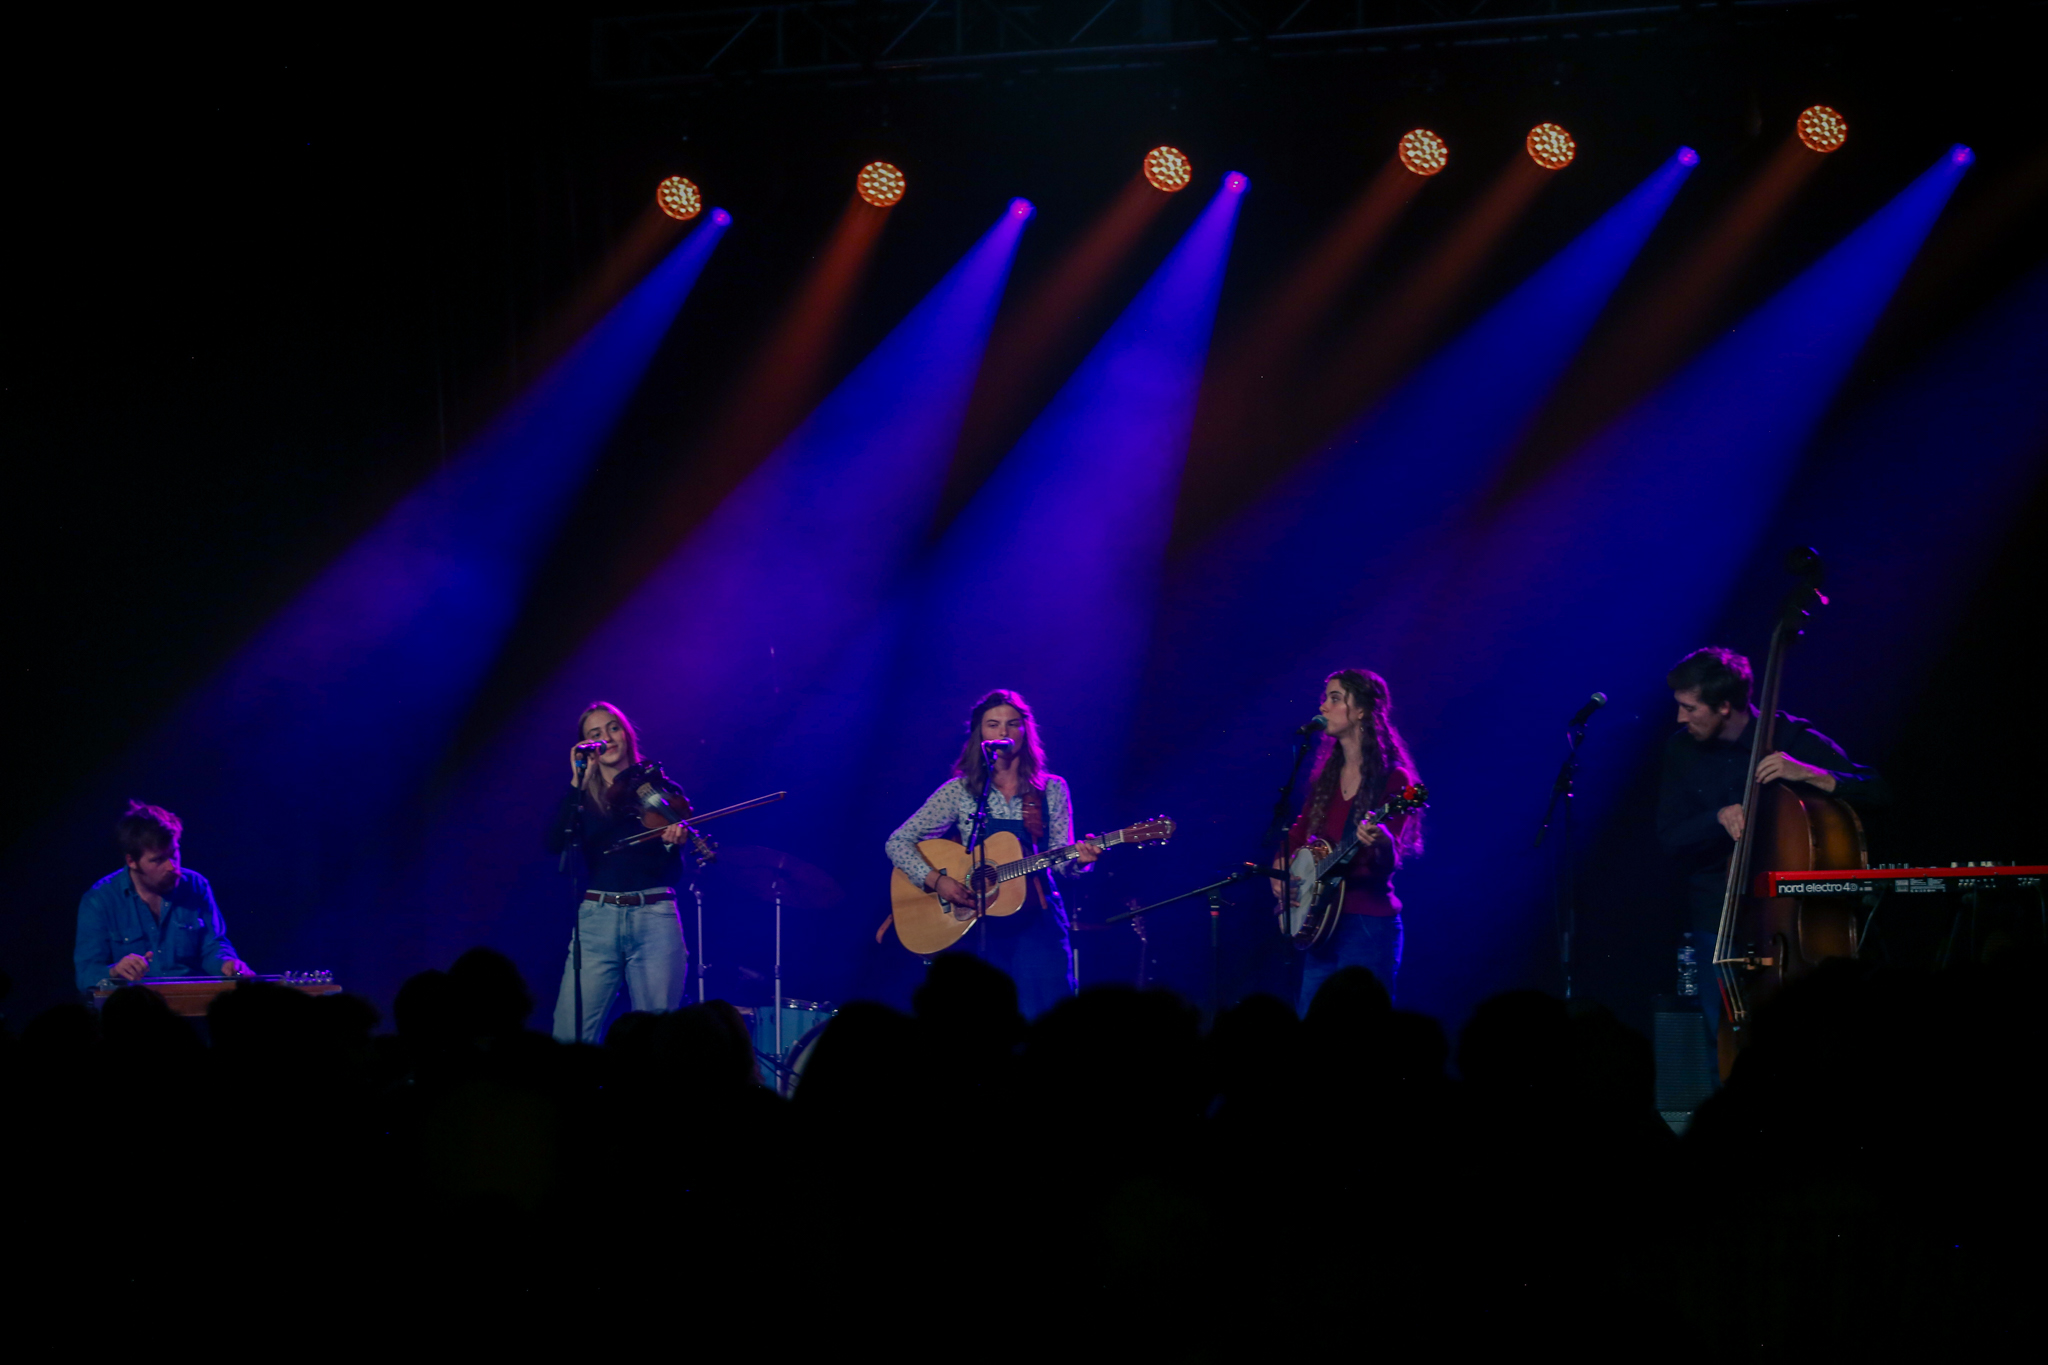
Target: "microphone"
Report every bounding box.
[573,740,607,755]
[1297,716,1327,736]
[982,738,1015,760]
[1567,693,1608,729]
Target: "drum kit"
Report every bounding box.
[695,843,845,1096]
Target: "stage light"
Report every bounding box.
[1010,198,1035,218]
[1224,172,1249,194]
[1678,147,1700,167]
[656,176,703,221]
[1398,130,1448,177]
[1797,106,1848,153]
[1144,146,1193,193]
[1950,145,1974,166]
[1526,124,1576,171]
[858,161,906,207]
[711,207,732,226]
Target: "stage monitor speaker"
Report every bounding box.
[1652,994,1716,1133]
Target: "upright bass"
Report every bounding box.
[1710,548,1869,1077]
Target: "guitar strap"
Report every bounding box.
[1019,783,1071,925]
[1021,785,1046,849]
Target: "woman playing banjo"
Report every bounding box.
[1275,668,1424,1012]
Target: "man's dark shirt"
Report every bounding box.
[548,785,684,893]
[1657,708,1890,926]
[74,867,239,992]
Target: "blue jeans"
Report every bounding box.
[551,898,689,1043]
[1298,912,1403,1016]
[970,903,1074,1020]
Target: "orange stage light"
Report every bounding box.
[1797,106,1848,154]
[1398,130,1448,177]
[656,176,703,221]
[1144,146,1193,193]
[1526,124,1576,171]
[858,162,907,207]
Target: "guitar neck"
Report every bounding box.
[1312,800,1403,881]
[985,829,1133,884]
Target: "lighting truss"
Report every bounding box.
[593,0,1872,89]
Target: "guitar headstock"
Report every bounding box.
[1112,816,1176,847]
[1384,784,1430,816]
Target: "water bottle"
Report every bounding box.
[1677,933,1699,997]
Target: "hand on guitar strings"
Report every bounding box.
[1072,840,1103,865]
[931,874,978,912]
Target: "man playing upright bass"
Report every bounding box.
[1656,646,1891,1045]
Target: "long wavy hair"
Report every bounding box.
[1302,668,1423,856]
[576,700,644,816]
[951,689,1050,794]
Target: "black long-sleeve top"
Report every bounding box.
[1656,709,1892,879]
[548,782,686,893]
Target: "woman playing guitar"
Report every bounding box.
[1274,669,1424,1012]
[883,689,1100,1019]
[546,700,704,1043]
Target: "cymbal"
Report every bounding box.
[716,845,843,909]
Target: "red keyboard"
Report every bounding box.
[1757,866,2047,897]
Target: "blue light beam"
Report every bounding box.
[1378,148,1972,1015]
[878,174,1248,804]
[79,217,730,984]
[401,204,1032,977]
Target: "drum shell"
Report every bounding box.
[739,999,836,1092]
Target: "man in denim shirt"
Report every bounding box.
[74,801,254,993]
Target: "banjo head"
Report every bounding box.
[1283,844,1325,938]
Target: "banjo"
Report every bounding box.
[1281,784,1429,950]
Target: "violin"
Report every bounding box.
[1710,548,1868,1077]
[612,759,719,864]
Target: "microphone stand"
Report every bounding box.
[1533,721,1590,1001]
[1110,864,1274,1020]
[1262,729,1318,868]
[965,747,1001,935]
[1259,726,1318,1007]
[564,759,589,1040]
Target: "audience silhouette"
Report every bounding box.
[4,945,2038,1346]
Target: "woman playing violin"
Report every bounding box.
[546,700,701,1043]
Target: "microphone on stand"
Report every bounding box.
[982,738,1016,761]
[1567,693,1608,729]
[1296,715,1327,736]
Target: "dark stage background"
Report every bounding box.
[8,3,2046,1042]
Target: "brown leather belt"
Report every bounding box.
[582,888,677,906]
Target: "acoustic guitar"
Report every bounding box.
[1281,785,1429,950]
[890,818,1176,955]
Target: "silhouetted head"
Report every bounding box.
[914,953,1024,1050]
[1458,989,1570,1097]
[449,946,534,1038]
